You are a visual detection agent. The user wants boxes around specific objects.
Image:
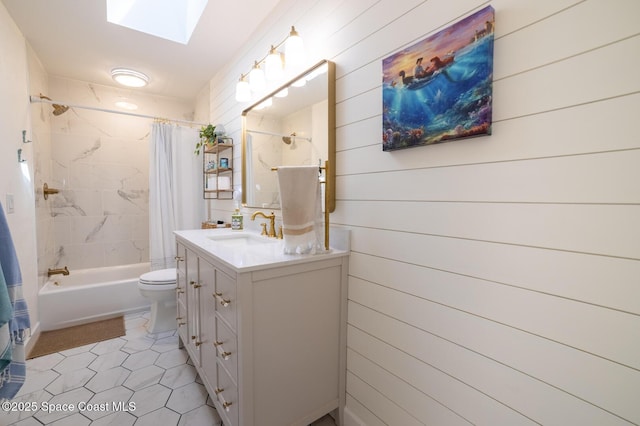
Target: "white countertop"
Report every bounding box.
[174,228,349,272]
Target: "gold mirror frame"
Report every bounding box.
[241,59,336,212]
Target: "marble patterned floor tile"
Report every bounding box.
[154,348,188,369]
[11,308,337,426]
[149,334,179,353]
[24,352,64,372]
[177,404,222,426]
[165,381,209,414]
[123,316,147,330]
[120,326,149,340]
[2,389,53,425]
[149,328,176,340]
[121,364,164,391]
[121,348,159,370]
[119,335,155,353]
[58,342,97,357]
[90,337,126,355]
[128,383,171,417]
[10,417,42,426]
[88,410,136,426]
[49,413,91,425]
[134,407,180,426]
[52,351,98,374]
[33,387,94,424]
[159,363,197,389]
[45,368,96,395]
[84,366,130,393]
[16,368,60,397]
[87,350,128,372]
[82,386,134,421]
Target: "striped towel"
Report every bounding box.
[0,201,30,400]
[277,166,323,254]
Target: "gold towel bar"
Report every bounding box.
[271,166,325,171]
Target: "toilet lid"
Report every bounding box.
[140,268,176,285]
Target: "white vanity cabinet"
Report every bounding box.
[175,231,349,426]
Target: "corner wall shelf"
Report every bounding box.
[203,137,233,200]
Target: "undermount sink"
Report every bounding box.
[206,232,278,247]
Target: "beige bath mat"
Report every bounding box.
[27,316,125,359]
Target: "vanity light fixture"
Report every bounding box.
[234,25,305,103]
[111,68,149,88]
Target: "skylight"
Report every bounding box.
[106,0,208,45]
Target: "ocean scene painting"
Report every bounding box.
[382,6,495,151]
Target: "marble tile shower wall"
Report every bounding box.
[43,77,195,272]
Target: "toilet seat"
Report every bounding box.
[139,268,176,285]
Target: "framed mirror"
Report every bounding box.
[242,60,335,212]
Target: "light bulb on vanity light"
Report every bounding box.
[235,74,251,102]
[249,61,266,93]
[265,45,284,82]
[285,26,305,76]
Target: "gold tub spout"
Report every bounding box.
[48,266,69,277]
[43,183,60,200]
[251,211,276,237]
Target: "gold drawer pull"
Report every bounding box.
[174,256,184,262]
[194,340,202,347]
[178,322,186,326]
[214,341,232,360]
[214,292,231,307]
[215,388,233,412]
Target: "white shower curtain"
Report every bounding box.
[149,122,203,270]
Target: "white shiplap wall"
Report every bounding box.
[207,0,640,424]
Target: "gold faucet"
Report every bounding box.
[48,266,70,277]
[251,211,276,237]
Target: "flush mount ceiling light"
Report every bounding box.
[111,68,149,87]
[107,0,208,45]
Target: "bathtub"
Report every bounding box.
[39,262,151,331]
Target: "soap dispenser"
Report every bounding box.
[231,209,243,230]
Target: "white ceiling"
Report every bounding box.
[2,0,282,102]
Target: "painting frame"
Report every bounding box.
[382,6,495,151]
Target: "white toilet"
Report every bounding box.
[138,268,177,333]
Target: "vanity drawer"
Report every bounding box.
[214,269,236,332]
[215,363,238,426]
[215,317,237,384]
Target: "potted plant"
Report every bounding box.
[195,124,217,155]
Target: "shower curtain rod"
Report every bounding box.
[29,95,207,127]
[246,128,312,142]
